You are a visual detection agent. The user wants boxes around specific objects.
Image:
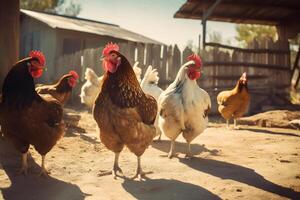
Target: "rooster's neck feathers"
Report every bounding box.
[101,54,143,108]
[1,58,42,109]
[55,74,73,93]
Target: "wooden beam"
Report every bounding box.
[202,0,222,48]
[291,46,300,75]
[203,62,290,71]
[205,42,290,54]
[0,0,19,87]
[178,11,282,25]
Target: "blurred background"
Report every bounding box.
[0,0,299,113]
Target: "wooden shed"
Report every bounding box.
[20,9,163,84]
[174,0,300,113]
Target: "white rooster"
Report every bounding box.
[80,62,142,108]
[158,54,211,158]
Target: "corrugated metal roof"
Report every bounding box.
[21,9,163,45]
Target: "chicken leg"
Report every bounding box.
[39,155,50,177]
[185,142,193,159]
[168,140,175,159]
[226,119,230,129]
[233,119,239,130]
[18,152,28,175]
[98,152,123,179]
[131,156,146,181]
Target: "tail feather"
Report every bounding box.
[132,61,142,83]
[141,65,159,85]
[85,68,99,81]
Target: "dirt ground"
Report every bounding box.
[1,110,300,200]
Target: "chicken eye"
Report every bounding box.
[110,53,117,59]
[31,60,40,66]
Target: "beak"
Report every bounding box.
[241,72,247,81]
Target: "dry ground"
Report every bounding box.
[0,110,300,200]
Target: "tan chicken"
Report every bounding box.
[93,43,157,180]
[36,71,79,106]
[0,51,65,176]
[217,72,250,129]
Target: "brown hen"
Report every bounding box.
[93,43,157,180]
[36,71,79,106]
[217,72,250,129]
[0,51,65,176]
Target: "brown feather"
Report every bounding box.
[93,52,157,156]
[36,74,73,105]
[0,59,65,156]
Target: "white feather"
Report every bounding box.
[80,68,103,108]
[158,60,211,143]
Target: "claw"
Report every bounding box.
[168,152,174,159]
[39,167,50,177]
[98,165,124,179]
[112,165,124,179]
[131,171,146,181]
[17,165,28,175]
[185,153,194,159]
[98,152,123,179]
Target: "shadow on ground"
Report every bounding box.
[151,140,219,156]
[239,127,300,137]
[122,177,221,200]
[0,138,86,200]
[179,157,300,199]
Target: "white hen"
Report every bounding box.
[141,65,164,101]
[135,64,164,139]
[80,68,103,108]
[158,54,211,158]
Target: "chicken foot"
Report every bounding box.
[18,152,28,175]
[131,156,151,181]
[98,152,123,179]
[39,155,50,177]
[233,119,240,130]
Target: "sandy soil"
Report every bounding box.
[1,110,300,200]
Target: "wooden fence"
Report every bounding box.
[53,38,291,113]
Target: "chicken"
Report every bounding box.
[0,51,65,176]
[93,43,157,180]
[158,54,211,158]
[80,62,140,108]
[217,72,250,129]
[132,62,142,83]
[36,70,79,106]
[140,65,163,140]
[80,68,104,108]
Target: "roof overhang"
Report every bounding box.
[174,0,300,26]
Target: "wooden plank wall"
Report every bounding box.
[51,38,291,113]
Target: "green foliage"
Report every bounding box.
[20,0,64,12]
[235,24,277,46]
[20,0,81,16]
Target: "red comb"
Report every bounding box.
[29,50,46,66]
[102,42,119,57]
[69,70,79,79]
[187,54,202,68]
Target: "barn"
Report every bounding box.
[173,0,300,113]
[20,9,163,84]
